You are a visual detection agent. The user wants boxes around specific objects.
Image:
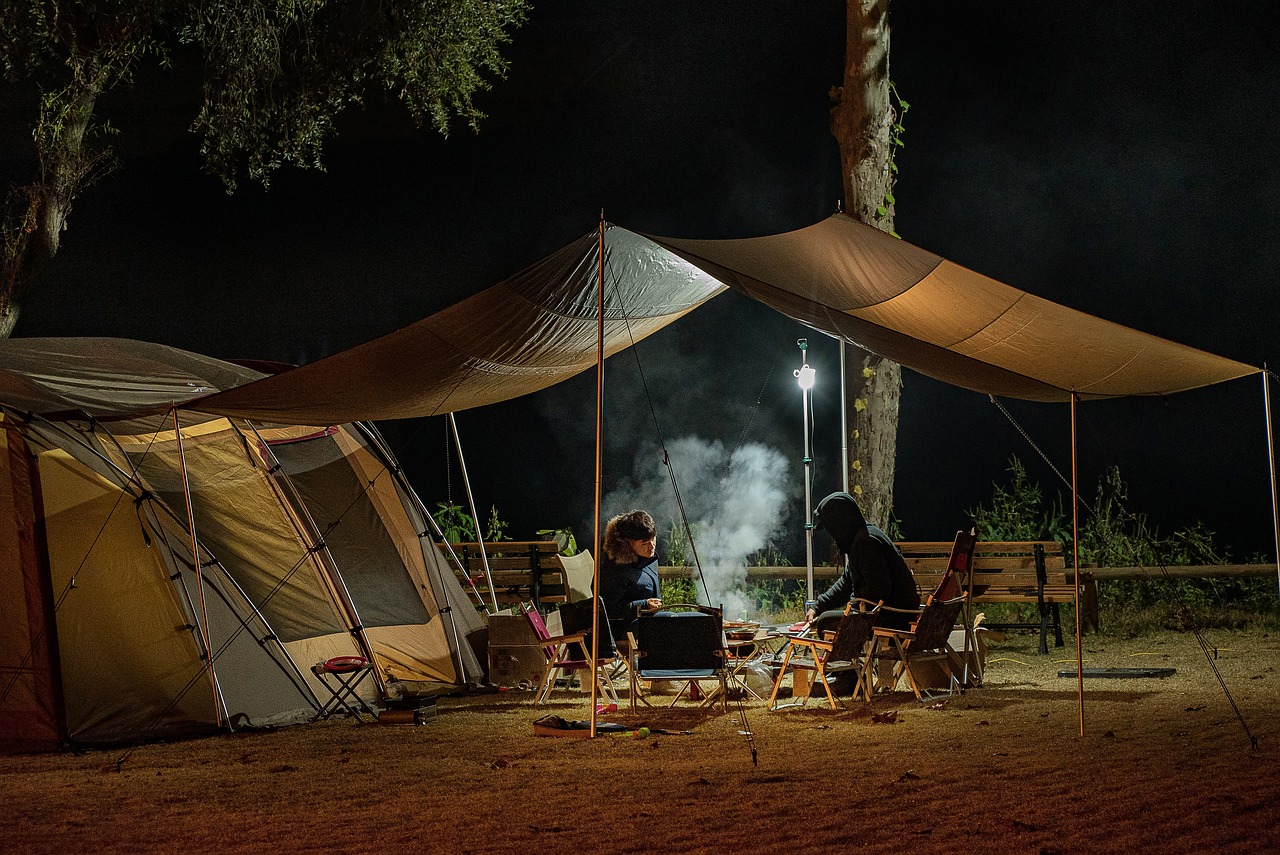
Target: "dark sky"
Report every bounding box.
[8,2,1280,560]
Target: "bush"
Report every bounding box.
[968,457,1277,635]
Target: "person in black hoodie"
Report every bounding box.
[598,509,663,644]
[803,491,920,632]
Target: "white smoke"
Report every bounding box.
[602,436,791,619]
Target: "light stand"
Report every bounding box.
[794,339,817,601]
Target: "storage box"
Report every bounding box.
[489,644,546,688]
[488,613,538,647]
[487,610,563,645]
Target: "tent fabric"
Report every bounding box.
[650,215,1257,402]
[0,336,265,419]
[0,340,485,752]
[190,227,728,425]
[189,217,1255,427]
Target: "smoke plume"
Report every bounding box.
[602,435,791,618]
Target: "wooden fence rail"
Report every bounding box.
[658,563,1277,582]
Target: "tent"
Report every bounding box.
[0,338,485,753]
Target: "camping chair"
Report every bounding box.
[870,594,968,701]
[768,598,881,711]
[521,602,619,706]
[929,528,981,686]
[558,550,595,603]
[556,596,627,692]
[928,528,978,605]
[628,605,728,712]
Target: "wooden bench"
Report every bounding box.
[898,540,1094,654]
[441,540,566,611]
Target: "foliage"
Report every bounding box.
[432,501,508,544]
[536,527,578,556]
[876,81,909,239]
[0,0,528,329]
[659,577,698,605]
[970,456,1277,634]
[747,542,790,567]
[664,520,695,567]
[967,456,1070,543]
[1077,466,1226,568]
[432,502,474,543]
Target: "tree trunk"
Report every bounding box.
[1,73,107,339]
[829,0,901,529]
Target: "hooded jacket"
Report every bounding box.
[812,492,919,630]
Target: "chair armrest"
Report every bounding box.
[541,631,588,646]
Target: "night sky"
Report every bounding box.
[7,2,1279,561]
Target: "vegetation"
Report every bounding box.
[536,527,578,556]
[431,501,508,544]
[967,456,1280,634]
[0,0,528,335]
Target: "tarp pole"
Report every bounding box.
[840,339,849,494]
[172,409,225,729]
[590,214,606,739]
[448,413,499,613]
[1071,392,1084,737]
[1263,368,1280,598]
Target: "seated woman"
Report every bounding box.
[598,509,663,646]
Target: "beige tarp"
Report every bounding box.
[651,215,1256,401]
[191,216,1255,425]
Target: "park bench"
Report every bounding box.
[442,540,566,612]
[898,539,1095,654]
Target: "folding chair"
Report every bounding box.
[311,655,379,721]
[628,605,728,712]
[871,594,968,701]
[768,598,881,710]
[522,602,619,706]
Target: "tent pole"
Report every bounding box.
[590,214,606,739]
[448,413,499,613]
[352,421,476,689]
[1070,393,1084,737]
[248,422,384,693]
[1263,368,1280,599]
[840,339,849,494]
[172,409,225,729]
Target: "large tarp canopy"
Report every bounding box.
[651,215,1256,402]
[189,215,1255,425]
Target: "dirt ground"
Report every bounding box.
[3,628,1279,854]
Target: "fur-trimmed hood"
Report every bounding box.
[603,509,656,564]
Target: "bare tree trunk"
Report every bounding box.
[829,0,901,529]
